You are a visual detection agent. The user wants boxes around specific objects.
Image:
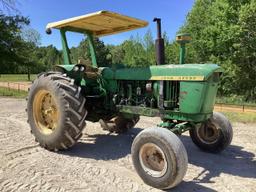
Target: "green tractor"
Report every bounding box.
[27,11,233,189]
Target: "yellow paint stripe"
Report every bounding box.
[150,76,204,81]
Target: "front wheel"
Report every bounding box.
[189,112,233,153]
[131,128,188,189]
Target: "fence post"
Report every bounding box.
[8,82,10,91]
[18,83,20,92]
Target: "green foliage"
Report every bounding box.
[0,13,62,78]
[179,0,256,101]
[2,0,255,102]
[108,30,156,67]
[34,45,61,70]
[0,14,29,73]
[0,74,36,82]
[70,37,111,67]
[165,42,179,64]
[70,31,156,68]
[91,37,112,67]
[221,111,256,123]
[216,95,256,106]
[121,39,148,67]
[143,30,155,65]
[108,45,125,65]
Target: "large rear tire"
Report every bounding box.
[189,112,233,153]
[27,72,87,151]
[131,128,188,189]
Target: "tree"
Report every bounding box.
[108,45,125,65]
[90,37,111,67]
[70,37,111,67]
[143,30,155,65]
[234,0,256,100]
[21,28,41,80]
[33,45,61,72]
[0,14,29,73]
[118,31,156,67]
[0,3,63,77]
[178,0,256,100]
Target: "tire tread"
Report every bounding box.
[27,72,87,151]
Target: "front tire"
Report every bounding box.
[189,112,233,153]
[131,128,188,189]
[27,72,87,151]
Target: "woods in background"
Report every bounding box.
[180,0,256,101]
[0,0,255,100]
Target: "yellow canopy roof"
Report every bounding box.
[46,10,148,37]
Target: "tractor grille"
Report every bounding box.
[164,81,180,109]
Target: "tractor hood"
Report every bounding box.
[102,64,222,81]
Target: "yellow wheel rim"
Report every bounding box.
[33,90,59,135]
[139,143,168,178]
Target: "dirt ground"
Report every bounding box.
[0,97,255,192]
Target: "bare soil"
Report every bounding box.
[0,97,255,192]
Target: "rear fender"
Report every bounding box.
[54,64,86,85]
[54,64,76,73]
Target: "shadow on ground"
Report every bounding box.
[59,128,142,160]
[60,127,256,191]
[180,135,256,182]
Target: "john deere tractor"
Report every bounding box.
[27,11,233,189]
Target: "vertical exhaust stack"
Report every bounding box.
[153,18,165,109]
[153,18,165,65]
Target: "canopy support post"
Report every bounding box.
[87,32,97,68]
[60,29,71,65]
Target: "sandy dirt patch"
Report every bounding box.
[0,97,255,192]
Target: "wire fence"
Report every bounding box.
[0,82,30,97]
[0,82,30,92]
[215,103,256,113]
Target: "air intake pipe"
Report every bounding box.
[176,33,191,64]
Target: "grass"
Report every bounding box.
[221,111,256,123]
[0,87,28,98]
[0,74,36,82]
[216,96,256,106]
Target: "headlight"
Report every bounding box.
[80,66,85,71]
[73,66,79,71]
